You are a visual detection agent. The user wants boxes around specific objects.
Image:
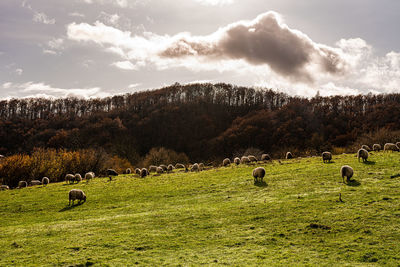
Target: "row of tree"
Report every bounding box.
[1,83,400,163]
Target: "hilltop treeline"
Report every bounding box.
[1,83,400,162]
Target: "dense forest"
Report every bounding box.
[1,83,400,164]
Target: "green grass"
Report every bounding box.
[1,152,400,266]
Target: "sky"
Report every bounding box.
[1,0,400,99]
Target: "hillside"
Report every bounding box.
[1,83,400,163]
[1,152,400,266]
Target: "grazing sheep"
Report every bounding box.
[167,164,175,172]
[261,154,271,161]
[30,180,42,186]
[159,165,168,171]
[191,163,200,172]
[42,177,50,186]
[396,142,400,148]
[74,174,82,183]
[140,168,149,178]
[252,167,266,183]
[0,185,9,190]
[240,156,250,164]
[222,158,231,166]
[373,144,381,151]
[135,168,141,175]
[286,152,293,159]
[156,166,164,174]
[234,157,240,165]
[85,172,94,182]
[149,165,157,173]
[198,163,205,171]
[125,168,132,174]
[322,151,332,163]
[18,181,28,188]
[384,143,399,152]
[175,163,185,169]
[340,165,354,183]
[106,169,118,176]
[248,155,257,163]
[65,174,75,184]
[69,189,86,205]
[357,148,369,162]
[361,145,371,151]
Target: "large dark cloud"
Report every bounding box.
[160,12,347,82]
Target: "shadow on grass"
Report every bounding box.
[59,202,85,212]
[324,161,335,164]
[362,161,376,165]
[254,180,268,187]
[346,179,361,187]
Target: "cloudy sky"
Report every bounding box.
[1,0,400,99]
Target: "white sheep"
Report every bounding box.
[74,173,82,183]
[252,167,266,183]
[42,177,50,186]
[30,180,42,186]
[240,156,250,164]
[156,166,164,174]
[0,185,9,190]
[222,158,231,166]
[140,168,149,178]
[261,154,271,161]
[159,165,168,171]
[167,164,175,172]
[125,168,132,174]
[135,168,141,175]
[286,152,293,159]
[322,151,332,163]
[340,165,354,183]
[191,163,200,172]
[198,163,205,171]
[65,174,75,184]
[248,155,257,162]
[18,181,28,188]
[357,148,369,162]
[149,165,157,173]
[175,163,185,169]
[85,172,94,182]
[373,144,381,151]
[234,157,240,165]
[384,143,399,152]
[69,189,86,205]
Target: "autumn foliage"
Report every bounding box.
[0,148,130,187]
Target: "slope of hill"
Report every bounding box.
[1,152,399,265]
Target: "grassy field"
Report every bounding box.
[1,152,400,266]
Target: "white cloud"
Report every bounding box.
[194,0,234,6]
[128,83,141,88]
[81,0,130,7]
[3,82,110,99]
[15,68,23,75]
[42,38,64,55]
[33,12,56,24]
[111,61,138,70]
[67,12,400,97]
[67,12,347,82]
[98,12,120,26]
[2,82,12,89]
[69,12,85,18]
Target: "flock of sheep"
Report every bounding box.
[1,142,399,205]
